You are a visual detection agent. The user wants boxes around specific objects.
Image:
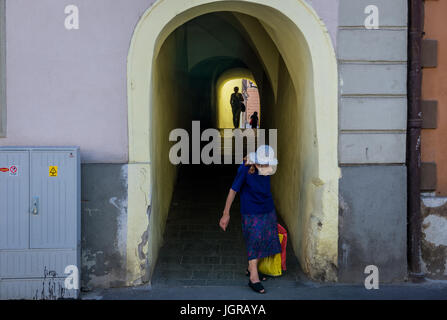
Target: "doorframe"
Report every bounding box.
[125,0,340,285]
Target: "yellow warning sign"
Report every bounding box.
[49,166,58,177]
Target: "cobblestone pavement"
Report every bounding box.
[151,164,307,287]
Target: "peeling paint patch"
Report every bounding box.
[136,204,152,284]
[422,196,447,208]
[138,230,149,260]
[120,165,129,189]
[423,215,447,246]
[421,238,447,279]
[421,198,447,279]
[81,164,130,290]
[126,163,152,286]
[84,208,100,217]
[109,196,128,254]
[82,249,96,270]
[312,178,324,187]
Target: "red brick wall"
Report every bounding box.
[245,87,260,126]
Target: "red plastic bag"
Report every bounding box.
[277,224,287,271]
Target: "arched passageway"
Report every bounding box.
[126,0,339,285]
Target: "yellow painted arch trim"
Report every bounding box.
[126,0,339,284]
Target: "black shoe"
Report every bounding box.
[248,280,265,294]
[246,269,267,281]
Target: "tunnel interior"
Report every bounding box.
[153,12,270,130]
[148,9,324,281]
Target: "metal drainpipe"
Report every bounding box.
[407,0,424,280]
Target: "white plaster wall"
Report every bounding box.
[0,0,154,163]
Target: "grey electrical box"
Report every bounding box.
[0,147,81,299]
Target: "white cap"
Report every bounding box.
[248,145,278,165]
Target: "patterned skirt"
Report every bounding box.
[241,210,282,261]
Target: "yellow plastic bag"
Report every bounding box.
[258,233,284,277]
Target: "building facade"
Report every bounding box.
[420,0,447,280]
[0,0,421,291]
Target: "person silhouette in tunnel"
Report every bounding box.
[230,86,244,128]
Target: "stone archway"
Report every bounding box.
[126,0,339,285]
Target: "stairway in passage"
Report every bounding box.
[151,164,306,287]
[219,128,262,164]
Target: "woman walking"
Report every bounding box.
[219,145,281,294]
